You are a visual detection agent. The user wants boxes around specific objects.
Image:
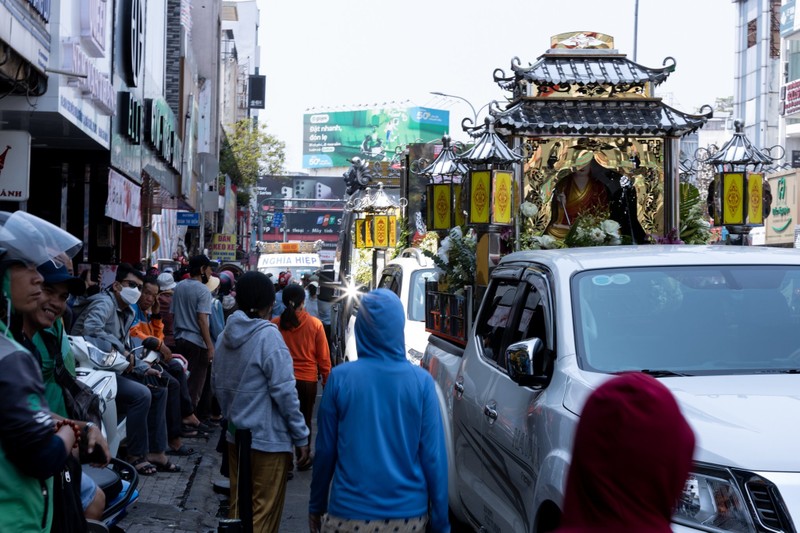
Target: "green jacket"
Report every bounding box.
[0,335,55,532]
[31,320,73,418]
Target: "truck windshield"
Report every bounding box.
[573,265,800,375]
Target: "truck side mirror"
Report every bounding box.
[506,338,550,387]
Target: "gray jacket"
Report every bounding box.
[212,310,309,453]
[70,290,147,374]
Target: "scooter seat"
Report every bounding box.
[84,464,123,502]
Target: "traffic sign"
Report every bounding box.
[271,212,284,228]
[177,211,200,226]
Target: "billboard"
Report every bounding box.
[303,106,449,169]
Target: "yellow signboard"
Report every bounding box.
[210,233,237,261]
[453,184,464,226]
[355,219,365,249]
[470,171,491,224]
[492,170,513,225]
[723,173,744,225]
[431,184,451,230]
[748,174,763,225]
[365,216,373,248]
[373,215,389,248]
[389,215,397,247]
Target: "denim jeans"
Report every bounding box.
[116,375,151,457]
[146,383,168,453]
[162,367,182,440]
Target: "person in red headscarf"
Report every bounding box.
[556,372,695,533]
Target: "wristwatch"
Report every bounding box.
[84,422,97,435]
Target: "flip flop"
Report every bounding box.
[130,457,157,476]
[167,445,196,456]
[151,459,181,473]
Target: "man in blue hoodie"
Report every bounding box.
[309,289,449,533]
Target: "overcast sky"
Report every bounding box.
[259,0,737,173]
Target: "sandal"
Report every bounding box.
[130,457,157,476]
[167,445,196,456]
[151,459,181,473]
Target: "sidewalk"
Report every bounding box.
[117,425,315,533]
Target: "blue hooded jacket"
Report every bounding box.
[309,289,449,532]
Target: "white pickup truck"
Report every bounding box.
[422,245,800,533]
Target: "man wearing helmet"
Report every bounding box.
[0,211,85,532]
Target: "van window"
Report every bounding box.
[408,269,437,321]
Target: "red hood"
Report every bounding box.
[558,372,695,533]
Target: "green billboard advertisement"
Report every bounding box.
[303,106,449,169]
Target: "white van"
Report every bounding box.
[344,248,438,364]
[256,241,322,281]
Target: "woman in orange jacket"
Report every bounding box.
[272,283,330,469]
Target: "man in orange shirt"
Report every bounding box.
[272,284,330,469]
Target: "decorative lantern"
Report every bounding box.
[351,183,402,250]
[706,120,781,242]
[415,135,468,230]
[458,116,521,227]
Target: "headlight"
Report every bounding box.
[673,464,756,532]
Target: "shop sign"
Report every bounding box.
[119,92,144,144]
[248,75,265,109]
[106,169,141,227]
[80,0,107,57]
[27,0,51,22]
[145,98,179,169]
[124,0,144,87]
[783,79,800,116]
[0,132,32,201]
[62,42,116,115]
[210,234,237,261]
[767,173,797,245]
[176,211,199,226]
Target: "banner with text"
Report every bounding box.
[302,106,448,169]
[106,169,142,226]
[210,233,237,261]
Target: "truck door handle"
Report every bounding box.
[484,404,498,421]
[454,380,464,398]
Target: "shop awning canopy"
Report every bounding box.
[492,98,712,138]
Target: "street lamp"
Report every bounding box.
[430,91,494,136]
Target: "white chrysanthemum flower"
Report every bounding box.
[538,235,557,249]
[590,227,606,243]
[600,219,621,236]
[520,201,539,218]
[698,219,711,228]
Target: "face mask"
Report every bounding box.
[120,286,141,305]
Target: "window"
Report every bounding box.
[377,270,401,296]
[408,269,437,322]
[771,0,781,59]
[748,18,757,49]
[476,280,520,368]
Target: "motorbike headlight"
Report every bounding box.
[673,464,756,532]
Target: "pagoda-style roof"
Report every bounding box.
[496,54,676,91]
[492,98,713,138]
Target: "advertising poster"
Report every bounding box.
[210,234,237,261]
[303,106,449,169]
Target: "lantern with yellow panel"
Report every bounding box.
[420,135,468,230]
[706,120,778,244]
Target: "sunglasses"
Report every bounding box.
[122,280,143,291]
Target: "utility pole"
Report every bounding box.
[633,0,640,62]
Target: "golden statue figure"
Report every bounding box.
[545,160,610,239]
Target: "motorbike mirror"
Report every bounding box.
[142,337,161,352]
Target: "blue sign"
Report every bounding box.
[177,211,200,226]
[271,212,284,228]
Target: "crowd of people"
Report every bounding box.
[0,210,699,533]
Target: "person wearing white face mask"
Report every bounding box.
[70,263,172,476]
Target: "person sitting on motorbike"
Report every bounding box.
[130,275,200,455]
[71,263,177,475]
[0,211,84,532]
[26,259,111,520]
